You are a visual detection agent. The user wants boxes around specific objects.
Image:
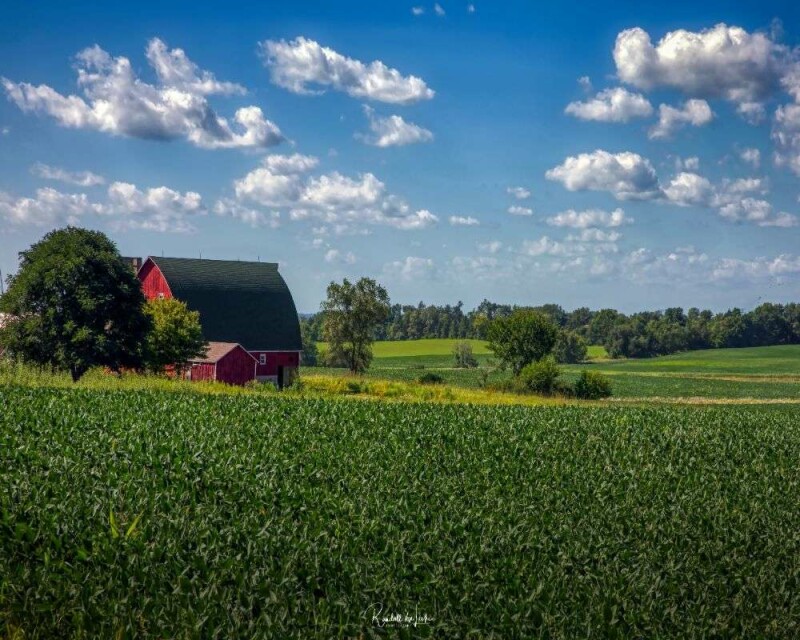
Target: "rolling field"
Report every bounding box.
[308,343,800,400]
[3,385,800,637]
[583,344,800,375]
[319,339,608,360]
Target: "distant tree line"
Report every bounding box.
[301,300,800,359]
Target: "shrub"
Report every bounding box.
[418,372,444,385]
[574,370,613,399]
[553,330,588,364]
[453,341,479,368]
[245,379,276,392]
[518,356,561,395]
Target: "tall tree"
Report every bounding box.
[143,297,206,375]
[321,278,390,374]
[300,321,319,366]
[0,227,150,381]
[487,310,558,375]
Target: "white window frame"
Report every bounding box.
[259,354,266,365]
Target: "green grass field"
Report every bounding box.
[308,342,800,400]
[4,385,800,637]
[319,339,609,360]
[582,344,800,375]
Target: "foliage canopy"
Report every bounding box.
[143,297,206,374]
[0,227,149,381]
[321,277,390,374]
[487,310,558,375]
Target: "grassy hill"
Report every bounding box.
[308,343,800,400]
[319,339,608,362]
[582,344,800,376]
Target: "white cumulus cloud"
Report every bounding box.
[565,87,653,122]
[739,147,761,168]
[773,103,800,176]
[508,205,533,216]
[478,240,503,254]
[229,153,438,232]
[31,163,105,187]
[546,207,630,228]
[260,37,434,104]
[0,188,104,227]
[613,24,790,110]
[106,182,204,232]
[449,215,479,226]
[0,180,204,232]
[649,99,714,139]
[324,249,357,264]
[358,106,433,147]
[545,150,661,200]
[2,38,283,150]
[507,186,531,200]
[384,256,436,280]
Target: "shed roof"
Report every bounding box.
[144,257,302,351]
[190,341,256,364]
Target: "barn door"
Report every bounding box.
[277,366,285,389]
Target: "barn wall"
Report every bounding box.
[138,260,173,300]
[190,363,215,381]
[251,351,300,377]
[216,347,256,386]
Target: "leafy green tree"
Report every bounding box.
[0,227,149,381]
[300,322,319,366]
[553,330,588,363]
[533,303,568,327]
[588,308,621,345]
[321,278,391,374]
[143,298,206,375]
[487,309,558,375]
[709,309,750,348]
[748,303,791,346]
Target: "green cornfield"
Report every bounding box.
[2,385,800,638]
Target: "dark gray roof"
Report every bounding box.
[147,257,301,351]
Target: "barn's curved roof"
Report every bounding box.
[145,257,301,351]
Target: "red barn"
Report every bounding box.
[138,257,302,387]
[187,342,257,386]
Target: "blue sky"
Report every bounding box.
[2,1,800,312]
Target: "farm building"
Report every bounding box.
[187,342,257,385]
[137,257,302,387]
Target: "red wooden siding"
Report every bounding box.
[138,259,173,300]
[189,345,256,386]
[189,362,215,381]
[215,346,257,386]
[251,351,300,377]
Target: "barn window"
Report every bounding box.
[259,354,266,365]
[157,292,164,299]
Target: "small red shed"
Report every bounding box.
[188,342,257,386]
